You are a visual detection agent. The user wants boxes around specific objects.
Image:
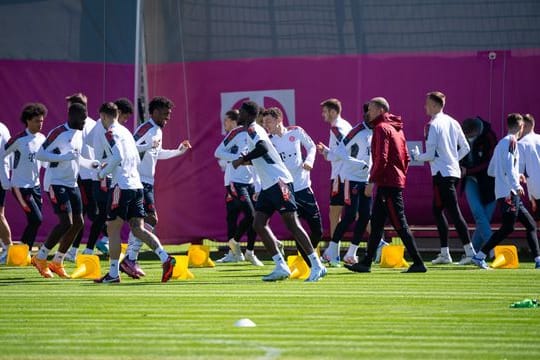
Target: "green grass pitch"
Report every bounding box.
[1,253,539,359]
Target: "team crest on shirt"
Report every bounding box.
[289,136,295,142]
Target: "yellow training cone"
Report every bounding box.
[6,244,31,266]
[287,254,309,280]
[188,245,215,268]
[380,245,409,268]
[119,243,128,262]
[71,254,101,279]
[172,255,195,280]
[491,245,519,269]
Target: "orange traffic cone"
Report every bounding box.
[380,245,409,268]
[491,245,519,269]
[188,245,215,268]
[71,254,101,279]
[172,255,195,280]
[6,244,31,266]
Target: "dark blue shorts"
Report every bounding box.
[48,185,83,215]
[92,178,112,204]
[255,182,297,216]
[142,182,156,214]
[294,187,321,220]
[107,186,146,221]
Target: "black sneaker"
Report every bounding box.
[344,262,371,273]
[94,272,120,283]
[403,263,427,273]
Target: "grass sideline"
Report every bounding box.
[0,252,539,359]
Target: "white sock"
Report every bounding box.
[52,252,65,264]
[534,256,540,263]
[1,242,7,251]
[440,247,450,257]
[379,239,389,246]
[154,246,169,263]
[245,249,254,256]
[347,244,359,257]
[37,245,51,260]
[82,248,94,255]
[308,252,323,268]
[109,259,119,278]
[328,241,340,258]
[475,251,487,260]
[127,232,143,261]
[272,253,286,268]
[463,243,476,257]
[68,246,78,255]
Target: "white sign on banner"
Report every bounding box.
[220,89,295,133]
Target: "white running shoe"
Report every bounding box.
[216,250,238,263]
[64,248,78,263]
[457,255,473,265]
[431,253,453,264]
[322,250,341,267]
[245,251,264,267]
[471,255,491,270]
[228,239,244,261]
[305,265,327,282]
[343,254,358,265]
[262,267,290,281]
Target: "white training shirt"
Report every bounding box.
[37,123,83,188]
[0,122,12,187]
[269,125,316,192]
[98,121,143,190]
[214,126,257,185]
[78,116,96,180]
[1,129,46,188]
[488,134,522,199]
[245,122,293,190]
[325,116,352,181]
[416,111,470,177]
[133,118,187,185]
[327,122,372,182]
[518,132,540,199]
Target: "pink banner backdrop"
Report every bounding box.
[0,60,134,243]
[1,49,540,244]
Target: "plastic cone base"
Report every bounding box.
[287,255,309,280]
[172,255,195,280]
[380,245,408,268]
[492,245,519,269]
[71,254,101,279]
[6,244,31,266]
[188,245,215,268]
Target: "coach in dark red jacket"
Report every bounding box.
[345,97,427,273]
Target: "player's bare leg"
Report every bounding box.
[253,211,290,281]
[282,212,327,281]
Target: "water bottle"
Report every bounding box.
[510,299,538,308]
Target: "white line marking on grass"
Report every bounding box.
[201,339,282,360]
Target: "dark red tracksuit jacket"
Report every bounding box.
[368,113,410,189]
